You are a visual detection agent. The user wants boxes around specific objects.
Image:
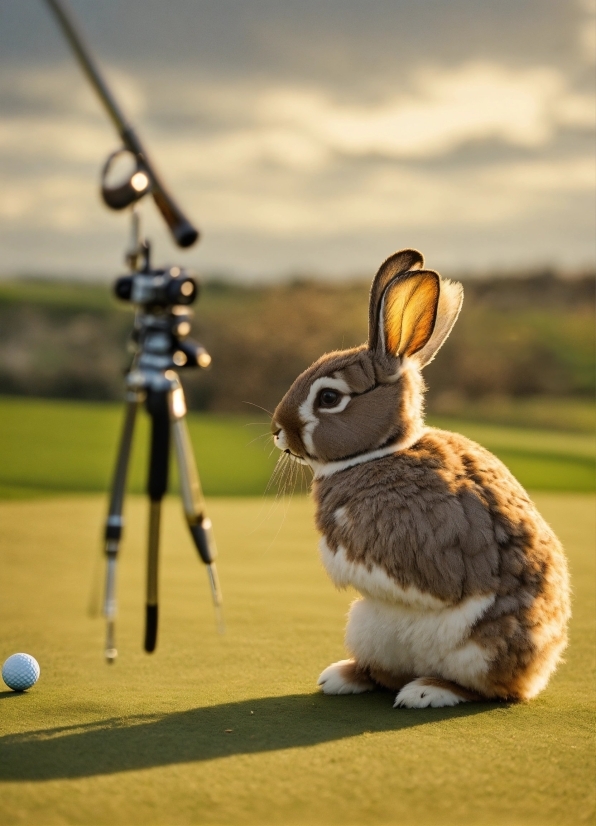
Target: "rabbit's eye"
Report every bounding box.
[318,388,342,408]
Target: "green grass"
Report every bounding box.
[0,396,275,498]
[429,395,596,433]
[0,397,594,497]
[0,493,593,825]
[429,417,596,492]
[0,278,115,311]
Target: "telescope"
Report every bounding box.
[44,0,223,662]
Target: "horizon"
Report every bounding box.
[1,261,594,287]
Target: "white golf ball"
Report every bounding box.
[2,653,40,692]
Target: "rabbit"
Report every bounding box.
[271,249,570,709]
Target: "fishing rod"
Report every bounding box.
[44,0,198,248]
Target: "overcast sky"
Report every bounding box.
[0,0,594,280]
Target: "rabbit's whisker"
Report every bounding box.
[246,432,273,447]
[242,401,274,416]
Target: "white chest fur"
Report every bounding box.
[319,538,495,689]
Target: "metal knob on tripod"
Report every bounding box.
[43,0,223,662]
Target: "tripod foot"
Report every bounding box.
[105,620,118,663]
[105,648,118,664]
[207,562,225,634]
[145,604,158,652]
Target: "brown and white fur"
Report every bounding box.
[272,249,570,709]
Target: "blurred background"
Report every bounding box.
[0,0,594,497]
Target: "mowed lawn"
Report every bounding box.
[0,494,593,826]
[0,396,594,825]
[0,396,594,497]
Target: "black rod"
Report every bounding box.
[143,389,171,653]
[43,0,199,248]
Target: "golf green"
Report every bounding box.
[0,494,594,826]
[0,396,594,498]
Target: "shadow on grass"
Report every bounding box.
[0,691,26,700]
[0,692,500,781]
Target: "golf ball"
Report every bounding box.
[2,653,40,692]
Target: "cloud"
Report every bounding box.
[186,155,595,236]
[257,63,594,158]
[2,60,592,165]
[578,0,596,63]
[0,54,594,274]
[481,156,595,193]
[0,117,113,163]
[0,65,146,120]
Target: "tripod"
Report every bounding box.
[102,222,222,663]
[42,0,221,662]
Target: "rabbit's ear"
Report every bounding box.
[368,249,424,352]
[375,270,440,366]
[414,279,463,367]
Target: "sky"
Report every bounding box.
[0,0,594,280]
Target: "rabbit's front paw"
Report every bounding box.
[394,677,468,708]
[317,659,375,695]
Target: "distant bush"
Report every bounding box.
[0,271,593,429]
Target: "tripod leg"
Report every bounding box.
[144,387,170,653]
[103,393,140,663]
[169,383,224,631]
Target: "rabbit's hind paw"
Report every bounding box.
[394,677,479,708]
[317,659,375,695]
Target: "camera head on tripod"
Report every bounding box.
[112,244,211,374]
[114,265,198,308]
[114,262,211,372]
